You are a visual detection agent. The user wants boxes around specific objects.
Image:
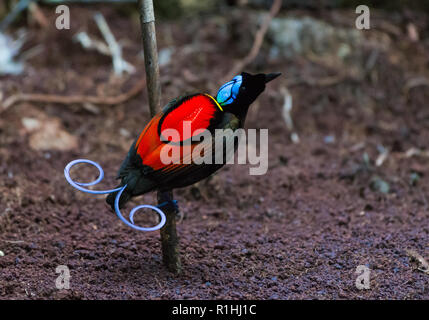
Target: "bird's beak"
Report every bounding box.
[264,72,282,83]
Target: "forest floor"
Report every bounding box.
[0,5,428,299]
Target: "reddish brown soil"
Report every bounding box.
[0,5,428,299]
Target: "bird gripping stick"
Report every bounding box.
[138,0,182,273]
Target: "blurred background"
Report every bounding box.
[0,0,428,299]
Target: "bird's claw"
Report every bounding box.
[157,199,179,214]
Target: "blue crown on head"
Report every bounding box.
[216,75,242,106]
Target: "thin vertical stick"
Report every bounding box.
[139,0,161,115]
[138,0,181,274]
[158,190,181,273]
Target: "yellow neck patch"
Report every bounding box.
[205,94,223,112]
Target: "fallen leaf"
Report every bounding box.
[21,111,78,151]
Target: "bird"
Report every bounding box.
[106,71,281,211]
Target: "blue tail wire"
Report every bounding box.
[64,159,167,232]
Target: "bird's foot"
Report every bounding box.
[157,199,183,222]
[157,199,179,214]
[157,192,182,221]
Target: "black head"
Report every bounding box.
[215,72,281,113]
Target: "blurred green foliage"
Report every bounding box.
[0,0,15,20]
[336,0,429,12]
[156,0,218,19]
[2,0,428,24]
[154,0,183,19]
[0,0,219,22]
[242,0,429,12]
[101,0,218,20]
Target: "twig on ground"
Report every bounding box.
[74,32,111,55]
[0,30,26,75]
[0,0,31,31]
[280,86,299,144]
[93,12,135,75]
[225,0,281,80]
[28,1,49,28]
[0,239,25,244]
[401,147,429,159]
[375,145,389,167]
[19,43,44,61]
[403,76,429,96]
[0,77,146,113]
[406,249,429,274]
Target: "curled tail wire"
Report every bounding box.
[64,159,165,232]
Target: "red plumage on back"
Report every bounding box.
[160,94,218,142]
[134,94,220,171]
